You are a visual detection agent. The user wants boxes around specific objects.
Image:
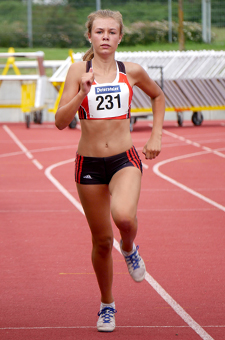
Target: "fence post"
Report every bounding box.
[178,0,185,51]
[27,0,33,48]
[168,0,172,43]
[96,0,101,11]
[202,0,211,43]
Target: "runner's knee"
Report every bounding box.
[112,208,137,233]
[92,235,114,257]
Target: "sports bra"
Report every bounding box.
[78,60,133,120]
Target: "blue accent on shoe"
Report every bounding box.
[97,307,117,324]
[120,240,146,282]
[124,246,141,270]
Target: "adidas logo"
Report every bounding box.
[83,174,92,179]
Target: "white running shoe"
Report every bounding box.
[97,307,117,332]
[120,240,146,282]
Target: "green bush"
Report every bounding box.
[120,20,215,46]
[122,25,143,46]
[33,23,87,48]
[183,21,203,42]
[0,0,216,48]
[0,21,28,47]
[0,19,212,48]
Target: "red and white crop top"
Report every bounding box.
[78,60,133,120]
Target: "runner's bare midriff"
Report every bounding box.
[77,119,133,157]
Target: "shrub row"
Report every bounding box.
[0,20,214,48]
[121,21,213,46]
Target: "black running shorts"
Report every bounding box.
[75,146,142,184]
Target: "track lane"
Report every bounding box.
[0,121,224,339]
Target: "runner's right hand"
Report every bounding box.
[80,68,94,96]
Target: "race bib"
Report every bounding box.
[87,82,130,119]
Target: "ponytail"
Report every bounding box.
[83,45,94,61]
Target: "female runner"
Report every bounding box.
[55,9,165,332]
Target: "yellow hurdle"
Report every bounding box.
[1,47,21,76]
[21,82,36,113]
[48,49,74,114]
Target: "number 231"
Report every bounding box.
[96,94,121,110]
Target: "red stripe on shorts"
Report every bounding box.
[126,147,138,169]
[131,146,141,171]
[130,146,141,170]
[75,154,84,183]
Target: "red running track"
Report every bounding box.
[0,120,225,340]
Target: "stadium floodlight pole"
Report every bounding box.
[27,0,33,48]
[96,0,101,11]
[207,0,211,43]
[178,0,185,51]
[168,0,172,43]
[202,0,211,43]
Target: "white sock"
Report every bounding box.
[121,243,136,256]
[100,301,115,311]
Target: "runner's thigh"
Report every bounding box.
[109,167,142,219]
[76,183,113,238]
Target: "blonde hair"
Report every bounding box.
[83,9,124,61]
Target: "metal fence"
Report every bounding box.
[29,0,225,26]
[0,0,225,48]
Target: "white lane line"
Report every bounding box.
[44,159,214,340]
[141,187,225,192]
[178,136,185,141]
[153,128,225,212]
[0,151,24,158]
[113,239,213,340]
[2,125,43,170]
[32,159,44,170]
[138,208,216,212]
[3,125,33,159]
[196,138,225,144]
[213,150,225,158]
[162,128,200,147]
[0,189,59,192]
[0,208,216,213]
[0,145,77,158]
[162,127,225,159]
[192,142,201,147]
[144,272,214,340]
[153,151,225,213]
[142,163,149,169]
[0,210,73,213]
[0,325,223,330]
[45,159,84,214]
[29,145,77,154]
[25,151,33,159]
[202,146,212,152]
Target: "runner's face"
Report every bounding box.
[90,18,122,54]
